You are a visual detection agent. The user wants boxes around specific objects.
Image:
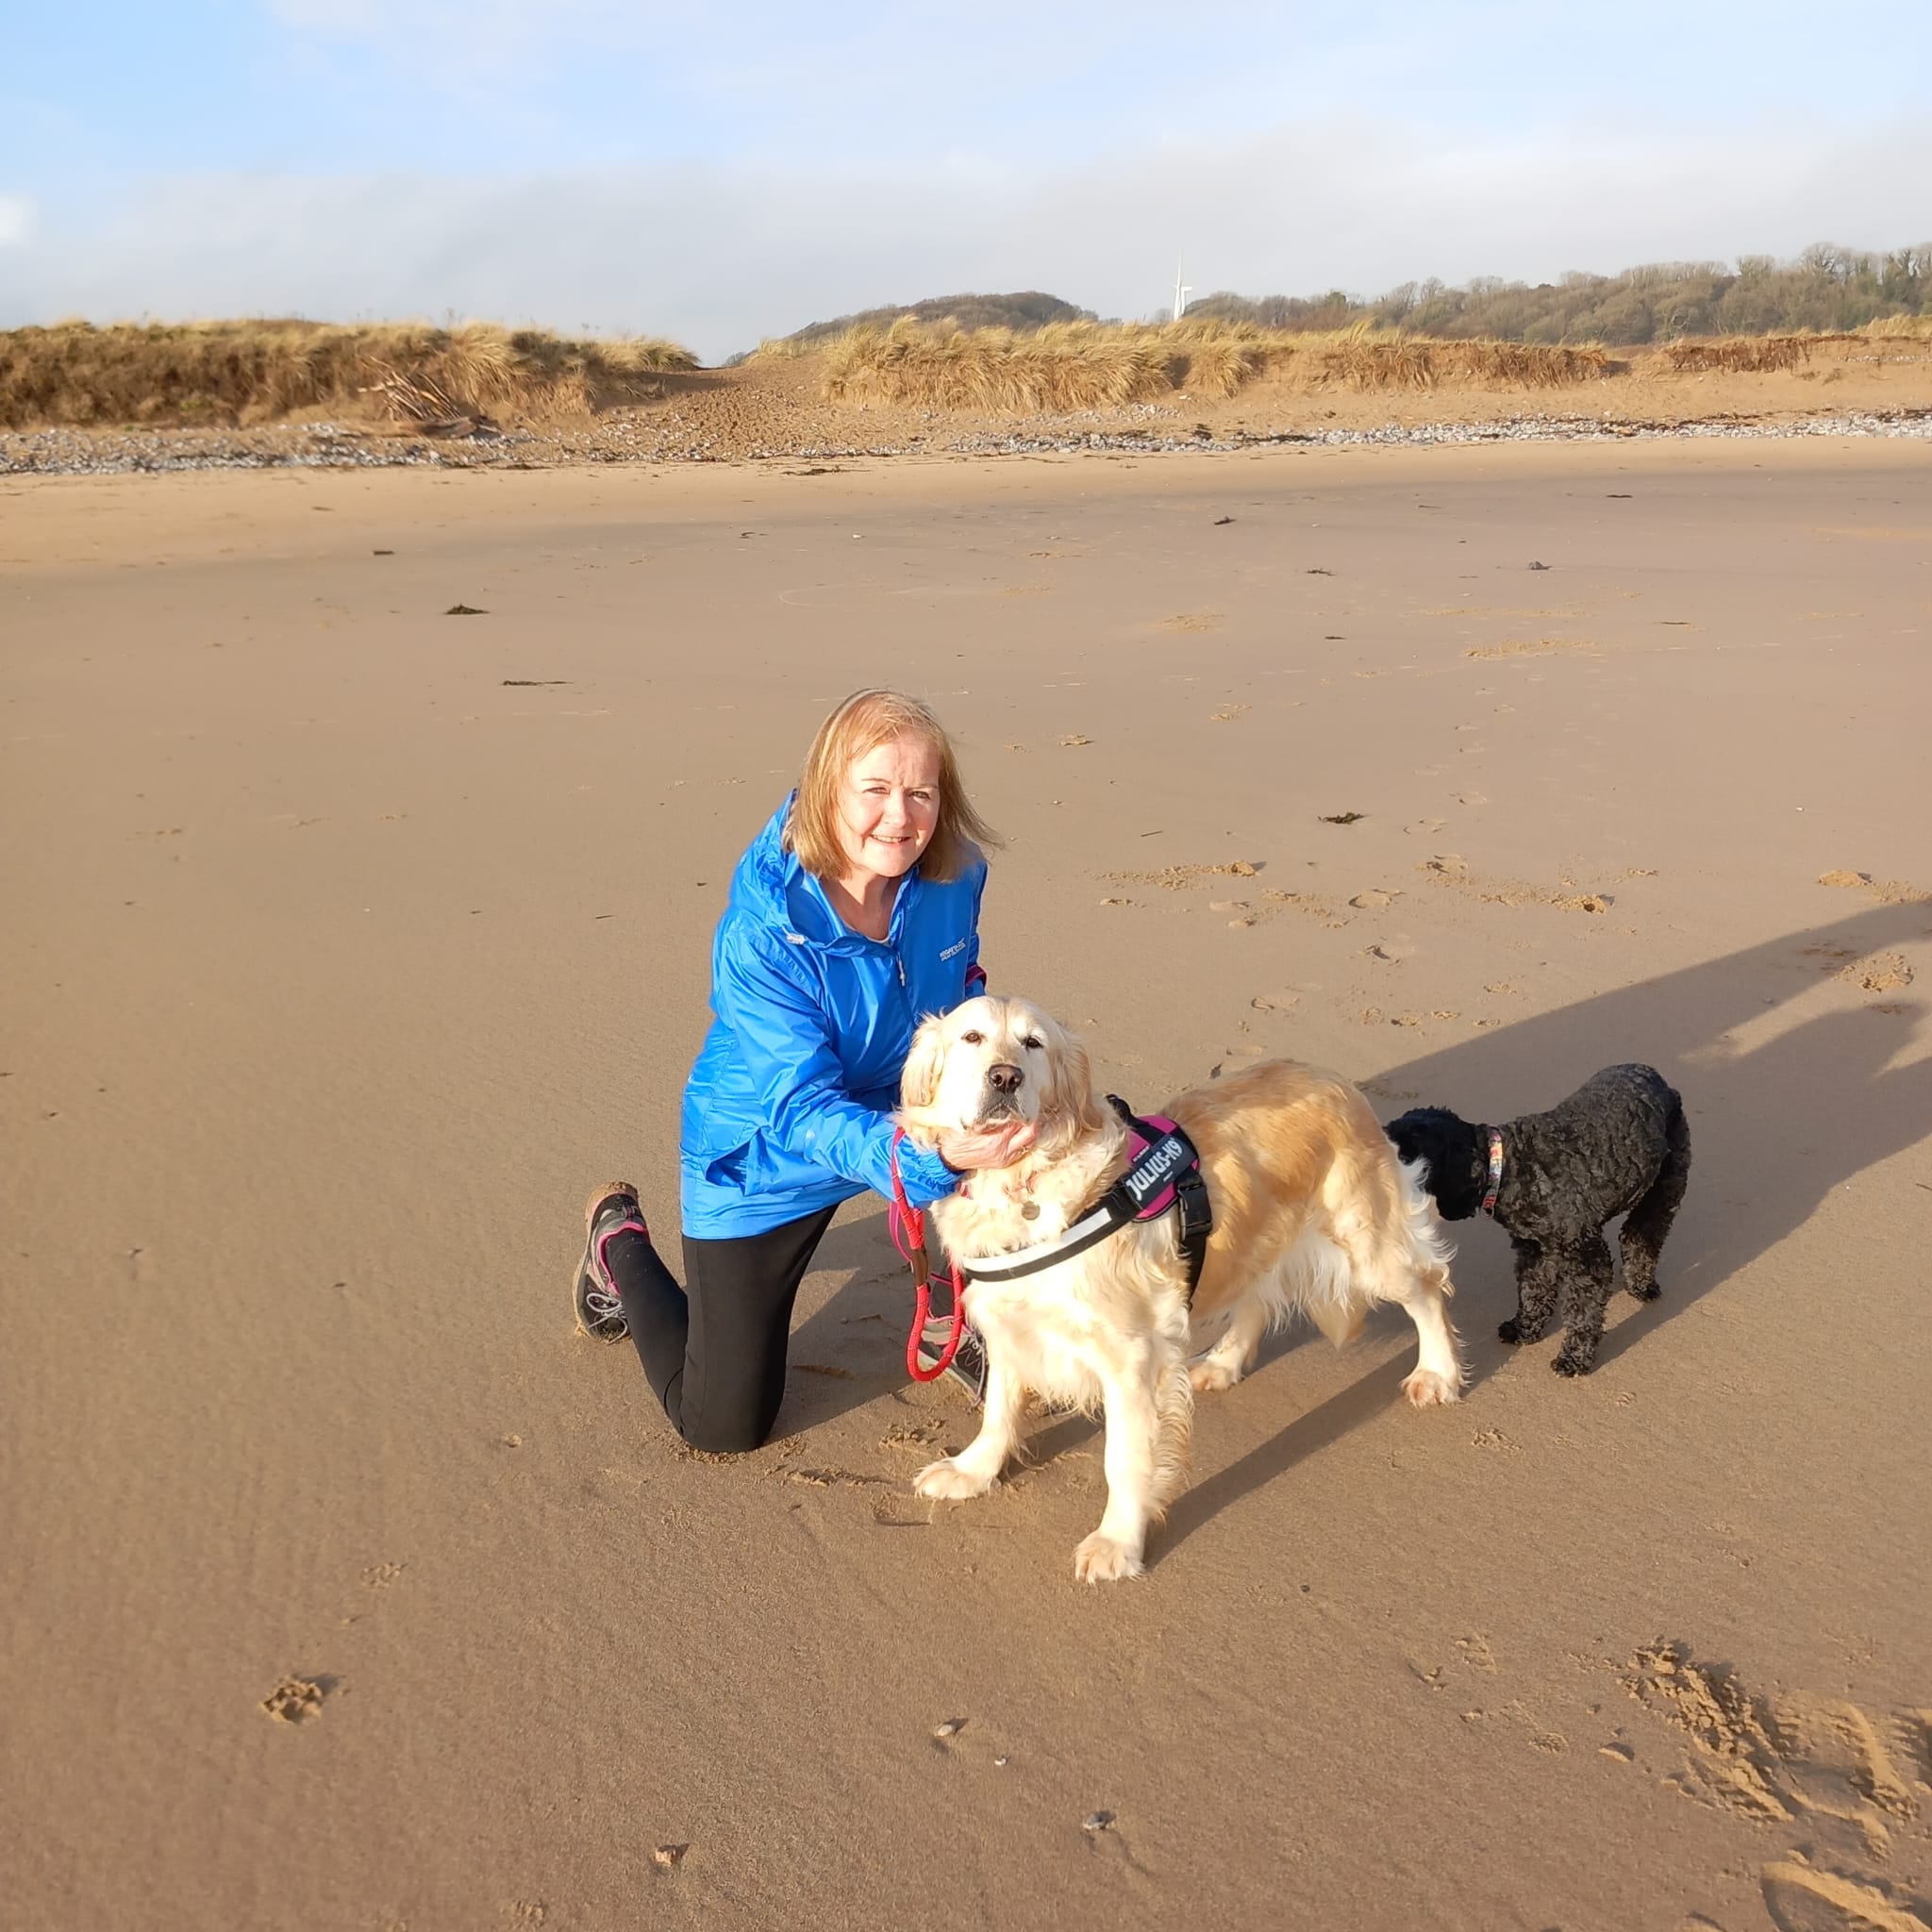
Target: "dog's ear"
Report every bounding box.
[1041,1018,1108,1141]
[1386,1107,1480,1219]
[899,1010,950,1116]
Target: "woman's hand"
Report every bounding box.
[936,1119,1040,1173]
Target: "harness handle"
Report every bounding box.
[890,1130,966,1382]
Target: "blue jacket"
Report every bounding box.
[679,798,986,1240]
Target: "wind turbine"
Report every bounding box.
[1172,254,1192,323]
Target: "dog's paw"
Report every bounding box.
[1402,1367,1462,1407]
[1497,1317,1524,1344]
[1074,1531,1145,1584]
[1188,1355,1244,1395]
[1625,1279,1663,1303]
[1551,1351,1596,1378]
[914,1457,997,1501]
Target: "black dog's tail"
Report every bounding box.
[1620,1083,1690,1299]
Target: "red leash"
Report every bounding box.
[890,1130,966,1382]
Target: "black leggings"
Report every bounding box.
[605,1208,838,1455]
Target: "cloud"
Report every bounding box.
[0,194,33,247]
[3,113,1927,359]
[254,2,1932,164]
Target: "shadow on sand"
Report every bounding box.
[782,899,1931,1545]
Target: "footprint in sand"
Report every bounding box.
[1818,869,1932,907]
[1367,939,1416,963]
[1838,953,1915,994]
[260,1676,327,1724]
[1620,1640,1932,1900]
[881,1418,945,1452]
[1349,889,1400,909]
[779,1465,889,1489]
[1465,637,1599,660]
[1761,1855,1931,1932]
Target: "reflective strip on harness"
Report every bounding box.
[957,1098,1213,1296]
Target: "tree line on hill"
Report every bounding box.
[1184,244,1932,343]
[759,246,1929,352]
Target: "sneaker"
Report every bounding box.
[917,1315,988,1406]
[575,1182,647,1341]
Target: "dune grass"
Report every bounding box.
[1641,321,1932,373]
[0,319,698,429]
[1646,335,1815,375]
[818,317,1611,411]
[1862,313,1932,339]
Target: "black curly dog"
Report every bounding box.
[1386,1065,1690,1376]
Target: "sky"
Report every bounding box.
[2,2,1928,360]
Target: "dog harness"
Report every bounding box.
[957,1095,1213,1299]
[1480,1126,1505,1217]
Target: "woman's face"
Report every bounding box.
[837,733,941,883]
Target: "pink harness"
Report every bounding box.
[957,1097,1213,1296]
[1123,1115,1191,1218]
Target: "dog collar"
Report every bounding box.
[1480,1127,1504,1217]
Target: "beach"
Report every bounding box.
[3,437,1929,1931]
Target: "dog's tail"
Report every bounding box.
[1622,1084,1690,1285]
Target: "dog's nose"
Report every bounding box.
[987,1063,1024,1095]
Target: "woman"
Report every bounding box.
[573,690,1035,1454]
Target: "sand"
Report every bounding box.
[3,438,1930,1931]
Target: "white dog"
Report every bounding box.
[898,994,1462,1582]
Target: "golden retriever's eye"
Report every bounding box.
[961,1029,984,1045]
[1021,1036,1045,1052]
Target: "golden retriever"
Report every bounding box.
[898,994,1462,1582]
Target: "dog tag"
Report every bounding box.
[1021,1202,1040,1221]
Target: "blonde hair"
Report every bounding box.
[786,689,999,884]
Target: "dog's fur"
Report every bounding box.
[897,994,1463,1583]
[1385,1064,1690,1377]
